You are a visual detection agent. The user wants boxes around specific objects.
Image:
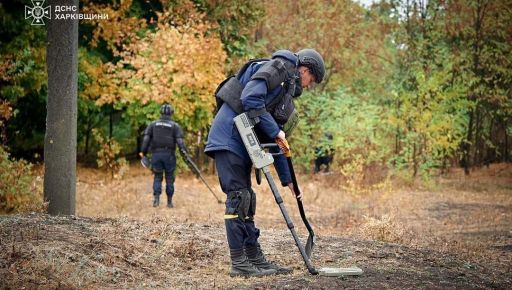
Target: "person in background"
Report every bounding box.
[314,132,334,174]
[139,104,189,208]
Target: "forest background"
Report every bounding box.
[0,0,511,212]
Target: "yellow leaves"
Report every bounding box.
[78,0,227,132]
[82,0,147,53]
[0,100,13,121]
[98,15,226,123]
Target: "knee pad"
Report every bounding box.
[224,189,251,221]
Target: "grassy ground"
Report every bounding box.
[1,163,511,289]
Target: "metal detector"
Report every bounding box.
[179,150,223,204]
[234,113,363,277]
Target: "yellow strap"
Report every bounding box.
[224,214,239,219]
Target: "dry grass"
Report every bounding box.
[74,163,512,262]
[1,163,511,289]
[0,214,229,289]
[357,214,409,244]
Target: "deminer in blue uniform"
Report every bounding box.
[205,49,325,277]
[139,104,189,208]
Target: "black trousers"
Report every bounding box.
[314,155,332,173]
[151,151,176,198]
[214,150,260,250]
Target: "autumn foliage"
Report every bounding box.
[0,0,510,183]
[81,1,226,133]
[101,18,226,124]
[0,146,43,213]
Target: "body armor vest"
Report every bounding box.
[214,57,299,127]
[150,120,178,151]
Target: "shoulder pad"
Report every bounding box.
[236,58,270,80]
[272,50,298,65]
[251,59,291,91]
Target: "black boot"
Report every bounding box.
[167,198,174,208]
[153,195,160,207]
[246,245,292,275]
[229,248,276,277]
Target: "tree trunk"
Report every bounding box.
[44,0,78,215]
[84,108,93,156]
[485,116,494,167]
[462,108,474,175]
[394,125,400,166]
[462,0,485,174]
[109,107,113,141]
[473,106,482,167]
[136,125,145,155]
[441,149,447,174]
[412,139,418,177]
[85,125,90,155]
[504,121,510,162]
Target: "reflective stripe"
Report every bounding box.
[224,214,239,219]
[155,122,174,128]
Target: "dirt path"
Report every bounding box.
[1,163,511,289]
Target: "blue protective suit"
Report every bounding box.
[205,50,299,186]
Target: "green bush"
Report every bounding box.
[0,146,44,213]
[293,88,391,188]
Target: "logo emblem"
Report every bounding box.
[25,0,51,25]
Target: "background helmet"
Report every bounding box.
[160,104,174,116]
[297,48,325,83]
